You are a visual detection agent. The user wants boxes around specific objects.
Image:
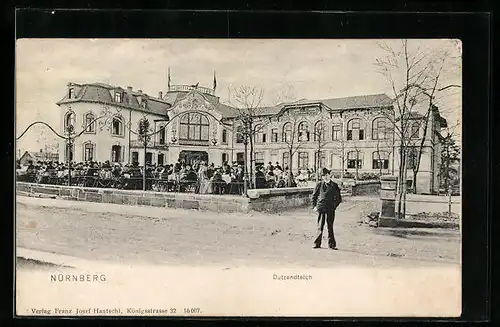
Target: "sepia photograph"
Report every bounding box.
[15,38,462,317]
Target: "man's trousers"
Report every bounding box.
[313,210,336,248]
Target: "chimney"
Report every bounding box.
[127,86,132,92]
[158,91,163,99]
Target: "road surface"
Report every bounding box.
[16,195,460,268]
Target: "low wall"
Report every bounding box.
[16,182,316,213]
[351,181,380,196]
[247,187,315,212]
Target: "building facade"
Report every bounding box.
[56,81,447,194]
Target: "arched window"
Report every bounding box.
[347,151,362,168]
[372,151,389,169]
[112,115,124,136]
[313,121,325,142]
[158,125,166,144]
[372,118,389,140]
[332,123,341,140]
[179,112,209,141]
[83,142,95,162]
[64,112,75,131]
[347,118,364,141]
[298,122,310,141]
[282,123,292,142]
[84,112,96,133]
[255,124,266,143]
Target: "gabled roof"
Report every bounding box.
[57,83,171,117]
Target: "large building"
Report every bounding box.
[56,80,447,194]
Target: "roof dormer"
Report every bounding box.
[114,88,123,103]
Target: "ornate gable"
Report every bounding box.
[169,90,221,120]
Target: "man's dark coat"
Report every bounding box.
[312,180,342,213]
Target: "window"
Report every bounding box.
[179,113,210,141]
[222,153,228,164]
[283,152,290,168]
[84,113,95,133]
[282,123,292,142]
[347,118,364,141]
[83,142,94,162]
[255,152,264,165]
[271,128,278,142]
[236,126,244,143]
[313,121,325,141]
[64,112,75,131]
[158,153,164,166]
[332,124,341,140]
[111,145,122,163]
[114,92,122,103]
[298,122,310,141]
[132,151,139,163]
[145,152,153,165]
[347,151,362,169]
[298,152,309,169]
[372,151,389,169]
[407,147,418,170]
[159,125,166,144]
[314,151,326,170]
[222,129,227,144]
[372,118,389,140]
[68,88,74,99]
[255,125,266,143]
[112,116,124,136]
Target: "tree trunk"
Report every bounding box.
[402,156,408,219]
[249,135,255,189]
[396,144,405,219]
[143,141,147,191]
[243,141,248,196]
[288,149,294,187]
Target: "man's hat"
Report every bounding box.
[322,168,331,176]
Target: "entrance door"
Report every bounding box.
[158,153,164,166]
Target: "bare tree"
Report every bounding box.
[278,109,309,186]
[374,40,443,219]
[227,85,266,189]
[311,118,329,181]
[375,40,461,217]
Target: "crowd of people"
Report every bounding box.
[16,158,319,195]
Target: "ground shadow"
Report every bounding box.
[375,228,459,239]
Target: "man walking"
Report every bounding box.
[311,168,342,249]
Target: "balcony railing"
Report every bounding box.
[169,84,215,96]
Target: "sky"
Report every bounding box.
[15,38,462,155]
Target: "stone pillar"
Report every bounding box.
[379,175,398,227]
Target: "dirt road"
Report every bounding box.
[16,196,460,268]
